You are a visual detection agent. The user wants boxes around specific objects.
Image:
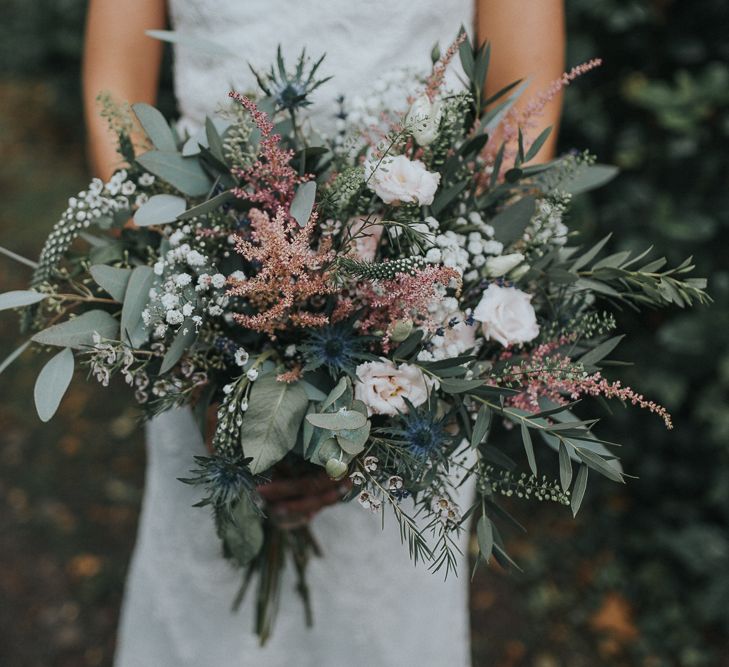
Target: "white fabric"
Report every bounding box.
[116,2,476,665]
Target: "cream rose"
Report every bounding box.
[484,252,525,278]
[354,359,437,416]
[472,284,539,347]
[405,95,443,146]
[366,155,440,206]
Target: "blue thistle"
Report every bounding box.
[300,319,376,377]
[250,47,332,113]
[180,453,265,519]
[398,398,451,460]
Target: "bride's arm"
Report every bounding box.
[476,0,565,161]
[82,0,166,179]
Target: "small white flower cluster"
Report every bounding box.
[89,333,148,400]
[143,224,240,338]
[419,211,504,281]
[432,496,461,526]
[525,193,571,247]
[417,296,478,362]
[35,171,152,284]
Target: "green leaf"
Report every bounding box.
[222,494,264,567]
[205,117,226,163]
[301,380,327,401]
[0,340,30,375]
[160,320,197,374]
[145,29,235,58]
[136,150,211,197]
[562,163,619,195]
[476,514,494,563]
[431,180,468,217]
[579,335,625,370]
[491,196,536,244]
[178,190,235,220]
[524,126,553,162]
[134,194,187,226]
[336,421,371,456]
[31,310,119,349]
[120,266,154,347]
[576,447,624,483]
[393,329,424,359]
[440,378,486,394]
[132,103,178,153]
[321,376,349,411]
[89,265,131,302]
[470,405,492,448]
[0,290,47,311]
[241,376,309,474]
[558,441,572,492]
[520,422,537,476]
[569,234,612,272]
[290,181,317,227]
[34,347,74,422]
[306,409,367,431]
[571,464,589,517]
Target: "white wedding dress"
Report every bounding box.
[115,2,475,666]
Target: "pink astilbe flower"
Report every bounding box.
[358,265,461,349]
[498,339,673,429]
[483,59,603,174]
[228,92,309,213]
[228,207,336,335]
[424,32,467,101]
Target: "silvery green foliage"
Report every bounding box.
[31,171,150,286]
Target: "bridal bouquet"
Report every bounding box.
[0,32,708,640]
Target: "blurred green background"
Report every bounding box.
[1,1,728,665]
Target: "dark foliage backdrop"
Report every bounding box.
[1,1,727,665]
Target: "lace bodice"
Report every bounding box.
[168,0,474,131]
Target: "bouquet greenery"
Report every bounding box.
[0,31,708,641]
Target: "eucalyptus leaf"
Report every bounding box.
[178,190,235,219]
[476,514,494,562]
[492,196,536,244]
[146,29,235,58]
[240,376,309,474]
[558,441,573,492]
[290,181,317,227]
[134,194,187,226]
[89,265,131,302]
[321,376,349,411]
[160,321,197,374]
[336,420,371,456]
[579,335,625,370]
[120,266,154,347]
[470,405,492,448]
[31,310,119,349]
[0,290,47,311]
[132,103,178,153]
[571,464,589,517]
[562,164,619,196]
[0,340,30,375]
[306,409,367,431]
[520,423,537,476]
[136,150,211,197]
[34,347,74,422]
[222,494,264,567]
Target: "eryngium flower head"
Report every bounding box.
[300,319,376,377]
[250,46,332,113]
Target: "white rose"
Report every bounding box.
[405,95,443,146]
[354,359,437,416]
[472,284,539,347]
[484,252,525,277]
[366,155,441,206]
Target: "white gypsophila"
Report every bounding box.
[405,94,443,146]
[417,297,479,362]
[484,252,525,278]
[211,273,227,289]
[354,359,438,416]
[186,250,207,267]
[525,194,571,247]
[365,155,441,206]
[473,284,540,347]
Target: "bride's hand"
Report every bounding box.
[258,472,350,529]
